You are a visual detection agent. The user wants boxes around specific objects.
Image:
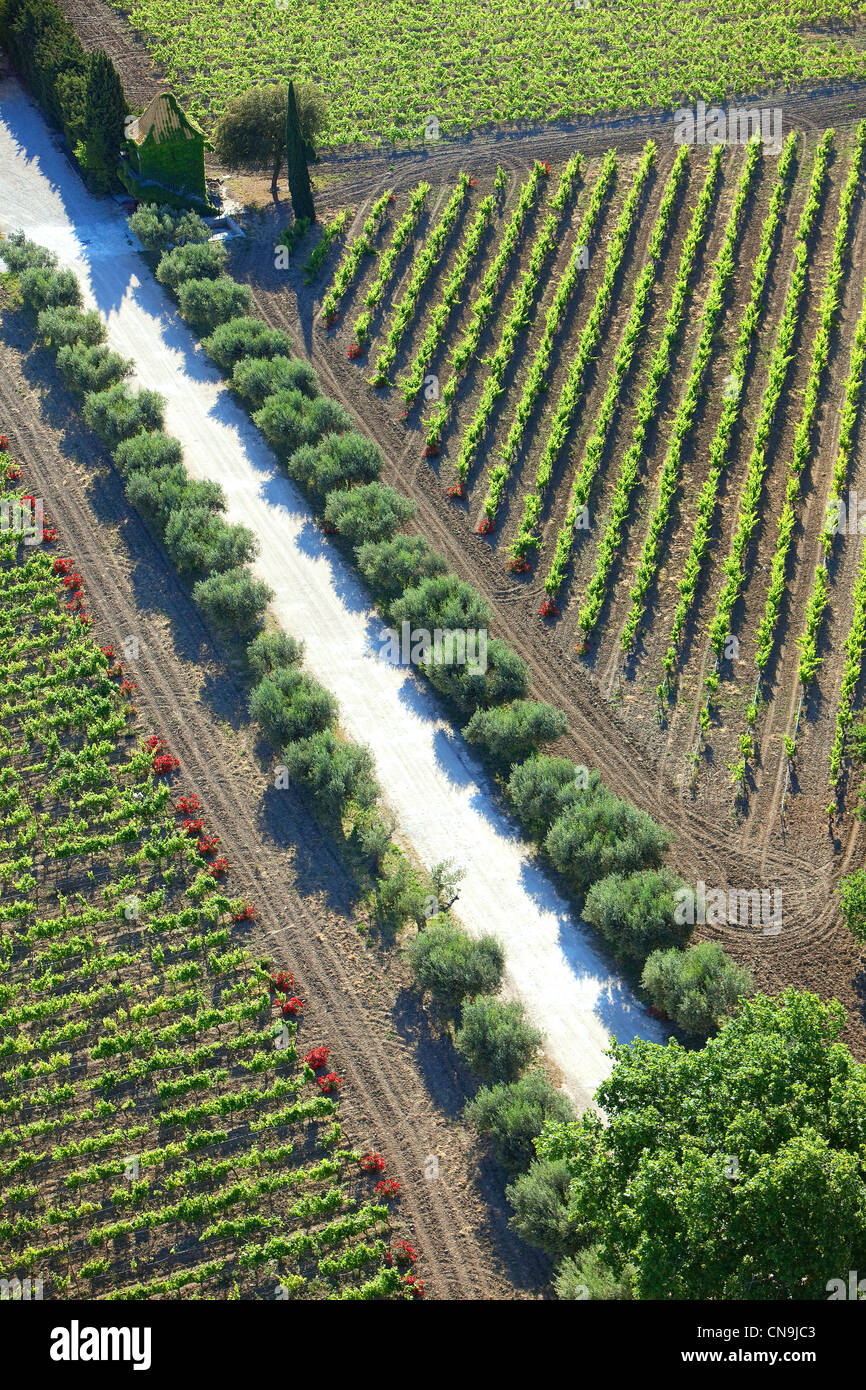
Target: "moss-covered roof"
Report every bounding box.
[129,92,208,148]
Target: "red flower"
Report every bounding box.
[539,598,560,618]
[316,1071,342,1094]
[280,995,304,1017]
[324,312,339,328]
[424,442,440,459]
[303,1044,329,1068]
[476,516,494,535]
[347,343,362,360]
[403,1273,424,1299]
[152,752,179,775]
[181,817,204,836]
[375,1178,400,1199]
[42,525,58,543]
[53,556,73,575]
[197,834,219,855]
[446,483,465,500]
[208,856,229,878]
[176,794,202,816]
[360,1152,385,1174]
[507,557,530,574]
[6,465,22,481]
[0,436,9,451]
[540,161,551,175]
[270,969,295,993]
[232,901,256,922]
[119,680,135,698]
[386,1240,417,1266]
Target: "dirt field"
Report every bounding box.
[0,312,549,1300]
[224,146,866,1061]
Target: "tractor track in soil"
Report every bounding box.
[0,327,547,1301]
[230,227,866,1060]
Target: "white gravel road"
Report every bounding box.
[0,76,667,1105]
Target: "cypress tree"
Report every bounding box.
[286,80,315,223]
[83,49,127,191]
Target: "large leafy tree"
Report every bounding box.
[212,81,325,202]
[538,990,866,1299]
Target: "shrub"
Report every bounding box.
[165,506,257,576]
[192,567,272,637]
[416,635,529,718]
[352,807,393,870]
[249,667,337,745]
[391,572,490,639]
[18,265,82,314]
[126,464,190,529]
[287,431,382,499]
[455,997,542,1084]
[231,354,319,407]
[129,204,211,254]
[128,473,223,534]
[112,431,184,477]
[479,641,531,707]
[83,383,165,449]
[247,629,304,678]
[356,533,448,605]
[463,700,567,774]
[583,869,691,962]
[37,305,106,350]
[506,1158,579,1257]
[176,276,253,333]
[1,232,56,274]
[301,395,352,442]
[323,482,416,547]
[545,790,669,893]
[839,869,866,945]
[507,754,602,841]
[252,388,307,454]
[55,341,131,394]
[463,1070,572,1176]
[156,240,227,290]
[201,317,292,372]
[405,922,504,1010]
[283,729,379,812]
[373,856,429,932]
[555,1246,635,1300]
[641,941,755,1036]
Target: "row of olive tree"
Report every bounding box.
[166,248,755,1040]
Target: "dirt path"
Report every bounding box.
[0,315,551,1301]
